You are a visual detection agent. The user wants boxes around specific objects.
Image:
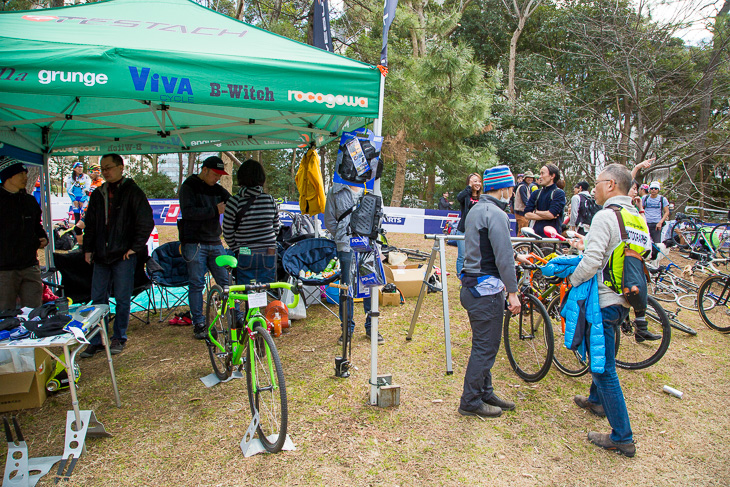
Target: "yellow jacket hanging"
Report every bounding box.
[295,147,326,215]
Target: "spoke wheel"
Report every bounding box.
[503,293,554,382]
[676,293,703,311]
[650,280,678,303]
[206,284,232,380]
[246,325,288,452]
[698,276,730,333]
[546,295,589,377]
[710,224,730,258]
[615,296,671,370]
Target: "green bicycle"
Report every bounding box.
[205,254,301,453]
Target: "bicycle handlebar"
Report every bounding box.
[228,280,303,309]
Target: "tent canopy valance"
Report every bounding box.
[0,0,381,156]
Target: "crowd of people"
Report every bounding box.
[0,151,694,458]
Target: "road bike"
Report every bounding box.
[204,254,301,453]
[697,260,730,333]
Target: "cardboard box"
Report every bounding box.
[383,264,427,298]
[0,349,53,413]
[379,288,402,306]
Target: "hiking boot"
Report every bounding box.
[194,324,207,340]
[574,395,606,417]
[110,338,125,355]
[634,328,661,342]
[80,344,103,359]
[587,431,636,457]
[365,330,385,344]
[484,394,515,411]
[458,402,502,418]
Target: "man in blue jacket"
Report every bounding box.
[458,165,520,418]
[567,163,651,458]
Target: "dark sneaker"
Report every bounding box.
[484,394,516,411]
[458,402,502,418]
[634,328,661,342]
[80,344,103,359]
[587,431,636,457]
[365,330,385,344]
[337,333,352,346]
[574,395,606,417]
[110,338,125,355]
[194,325,207,340]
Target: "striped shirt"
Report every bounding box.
[222,186,280,250]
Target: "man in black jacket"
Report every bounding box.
[81,154,153,357]
[0,157,49,311]
[178,156,231,339]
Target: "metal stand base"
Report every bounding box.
[3,417,62,487]
[200,370,244,388]
[55,410,111,483]
[239,413,296,457]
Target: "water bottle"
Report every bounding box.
[273,311,282,337]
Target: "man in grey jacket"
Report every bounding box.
[323,182,382,344]
[458,166,521,418]
[568,163,652,458]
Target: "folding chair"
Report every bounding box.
[53,250,153,324]
[146,241,190,323]
[281,238,340,318]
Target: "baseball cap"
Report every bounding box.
[0,156,28,183]
[640,184,649,191]
[649,181,660,190]
[201,156,228,176]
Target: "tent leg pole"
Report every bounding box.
[41,153,55,275]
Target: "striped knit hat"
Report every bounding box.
[482,165,515,192]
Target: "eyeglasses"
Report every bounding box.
[101,164,120,172]
[595,179,614,185]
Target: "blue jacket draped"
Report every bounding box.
[541,255,605,373]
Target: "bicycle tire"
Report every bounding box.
[546,294,589,377]
[710,224,730,258]
[206,284,233,380]
[671,219,699,247]
[513,242,545,259]
[698,275,730,333]
[245,324,288,453]
[676,293,704,311]
[615,296,671,370]
[503,293,554,382]
[666,311,698,336]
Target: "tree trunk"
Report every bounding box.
[177,153,184,190]
[618,96,632,165]
[235,0,245,20]
[318,146,327,187]
[151,154,158,173]
[290,149,298,201]
[220,152,234,194]
[186,152,196,177]
[386,130,408,207]
[507,16,526,104]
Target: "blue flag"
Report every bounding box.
[380,0,399,67]
[313,0,333,52]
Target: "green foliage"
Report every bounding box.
[131,171,177,199]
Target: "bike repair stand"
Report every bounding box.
[407,234,461,375]
[3,416,61,487]
[335,283,352,378]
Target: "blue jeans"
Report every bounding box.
[182,243,229,326]
[236,247,276,286]
[588,305,633,444]
[455,229,465,275]
[90,255,137,346]
[338,251,371,333]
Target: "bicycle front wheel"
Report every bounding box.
[710,223,730,258]
[546,295,589,377]
[698,276,730,333]
[246,325,288,452]
[503,293,554,382]
[615,296,671,370]
[206,284,233,380]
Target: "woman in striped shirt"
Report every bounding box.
[222,159,281,286]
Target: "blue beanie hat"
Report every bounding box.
[483,165,515,192]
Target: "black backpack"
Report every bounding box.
[336,137,382,184]
[576,193,602,227]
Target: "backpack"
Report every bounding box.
[642,195,666,220]
[336,132,383,184]
[53,222,76,251]
[576,194,602,228]
[533,186,565,230]
[281,211,316,242]
[348,192,383,239]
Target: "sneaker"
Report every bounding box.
[337,333,352,346]
[365,330,385,344]
[194,325,207,340]
[634,328,661,342]
[573,395,606,417]
[587,431,636,457]
[484,394,515,411]
[458,402,502,418]
[80,344,103,359]
[110,338,125,355]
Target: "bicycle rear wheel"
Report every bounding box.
[546,295,589,377]
[615,296,671,370]
[513,242,545,259]
[671,220,698,247]
[246,325,288,452]
[206,284,233,380]
[503,293,554,382]
[710,224,730,258]
[698,276,730,333]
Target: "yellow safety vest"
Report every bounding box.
[602,206,651,293]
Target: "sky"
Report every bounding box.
[648,0,723,45]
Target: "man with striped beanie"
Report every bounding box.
[458,165,521,418]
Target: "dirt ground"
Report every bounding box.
[3,228,729,486]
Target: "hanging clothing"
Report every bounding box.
[295,147,326,215]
